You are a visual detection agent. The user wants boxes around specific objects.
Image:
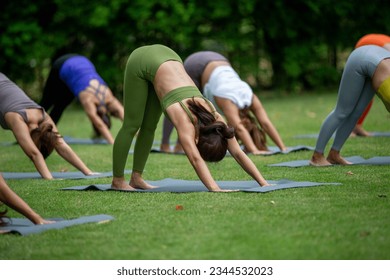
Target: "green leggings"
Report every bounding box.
[113,45,182,177]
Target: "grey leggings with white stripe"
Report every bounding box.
[315,45,390,153]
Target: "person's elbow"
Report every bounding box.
[27,149,44,163]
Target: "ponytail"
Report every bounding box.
[188,98,234,162]
[30,122,61,159]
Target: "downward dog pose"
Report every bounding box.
[0,72,95,179]
[0,174,53,229]
[160,51,286,154]
[352,34,390,136]
[112,44,269,191]
[40,54,124,144]
[310,45,390,166]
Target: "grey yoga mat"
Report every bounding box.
[62,137,166,146]
[2,170,131,180]
[1,136,110,146]
[150,145,315,155]
[268,156,390,167]
[294,131,390,138]
[0,214,114,236]
[63,136,109,145]
[61,178,341,193]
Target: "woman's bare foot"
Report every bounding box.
[352,125,372,137]
[173,143,184,154]
[327,149,352,165]
[160,143,172,153]
[111,176,136,191]
[310,151,332,166]
[130,172,157,190]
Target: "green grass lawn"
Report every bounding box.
[0,91,389,260]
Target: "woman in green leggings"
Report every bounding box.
[112,45,269,191]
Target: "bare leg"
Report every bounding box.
[129,171,157,190]
[310,151,332,166]
[327,148,352,165]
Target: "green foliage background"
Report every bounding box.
[2,0,390,98]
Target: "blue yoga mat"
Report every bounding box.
[294,131,390,138]
[62,178,341,193]
[63,136,109,145]
[0,214,114,236]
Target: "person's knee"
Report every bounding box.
[334,110,352,121]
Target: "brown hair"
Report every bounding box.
[239,108,268,151]
[30,122,61,159]
[187,98,235,162]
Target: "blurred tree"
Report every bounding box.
[1,0,390,96]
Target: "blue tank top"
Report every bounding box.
[59,56,106,97]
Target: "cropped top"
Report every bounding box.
[0,73,44,130]
[59,55,106,97]
[161,86,215,123]
[203,65,253,114]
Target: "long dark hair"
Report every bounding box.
[30,122,61,159]
[187,98,235,162]
[238,108,268,151]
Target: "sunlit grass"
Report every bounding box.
[0,92,389,260]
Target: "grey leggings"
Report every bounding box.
[315,45,390,153]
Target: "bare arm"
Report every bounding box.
[215,96,266,154]
[166,103,223,191]
[108,97,124,121]
[81,101,115,144]
[227,139,269,186]
[53,137,94,175]
[215,114,269,187]
[178,126,222,191]
[5,113,53,179]
[0,174,53,224]
[250,96,286,151]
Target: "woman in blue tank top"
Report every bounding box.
[40,54,124,144]
[112,45,269,191]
